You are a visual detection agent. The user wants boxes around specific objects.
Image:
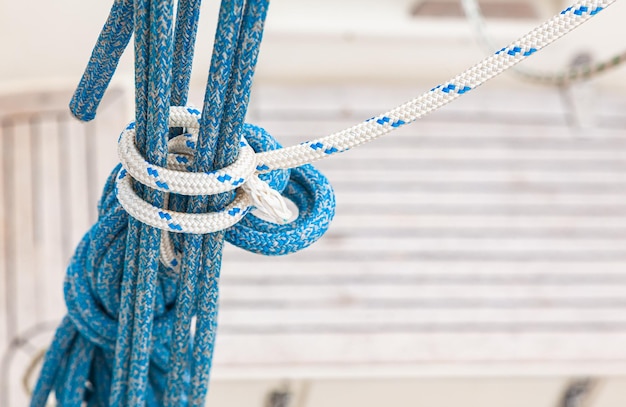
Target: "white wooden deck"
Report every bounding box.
[1,82,626,406]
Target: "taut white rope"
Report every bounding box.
[461,0,626,85]
[254,1,615,171]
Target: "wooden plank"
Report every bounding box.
[217,309,626,327]
[270,236,626,253]
[211,333,626,367]
[11,121,38,337]
[324,213,626,232]
[0,121,7,348]
[331,191,626,207]
[252,85,568,118]
[0,88,74,118]
[251,119,626,142]
[63,114,91,255]
[323,168,626,184]
[217,284,626,303]
[219,260,626,279]
[38,116,67,323]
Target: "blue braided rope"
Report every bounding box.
[170,0,202,107]
[108,0,154,403]
[163,1,247,404]
[70,0,134,121]
[191,3,270,404]
[124,0,174,405]
[31,0,335,405]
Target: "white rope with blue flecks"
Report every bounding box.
[116,0,614,235]
[461,0,626,85]
[116,108,292,233]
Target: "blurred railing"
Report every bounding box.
[0,83,128,406]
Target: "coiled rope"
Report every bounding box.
[31,0,615,405]
[461,0,626,84]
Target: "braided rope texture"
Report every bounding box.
[30,0,613,405]
[461,0,626,85]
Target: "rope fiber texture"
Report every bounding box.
[30,0,614,405]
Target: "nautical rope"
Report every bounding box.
[115,0,616,241]
[461,0,626,85]
[33,0,335,405]
[30,0,615,406]
[117,107,292,233]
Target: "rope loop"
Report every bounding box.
[116,106,336,269]
[118,107,258,196]
[116,106,295,234]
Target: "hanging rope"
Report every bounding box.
[461,0,626,85]
[31,0,614,405]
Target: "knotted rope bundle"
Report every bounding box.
[31,0,615,405]
[32,0,334,405]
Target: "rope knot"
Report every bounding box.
[116,106,335,268]
[116,106,292,234]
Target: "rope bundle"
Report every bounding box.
[31,0,614,405]
[31,0,334,405]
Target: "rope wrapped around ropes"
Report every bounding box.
[461,0,626,85]
[30,0,614,405]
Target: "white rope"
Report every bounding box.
[116,170,252,233]
[116,107,292,234]
[118,108,258,196]
[461,0,626,85]
[254,0,615,171]
[116,0,615,236]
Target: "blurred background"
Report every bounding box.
[1,0,626,405]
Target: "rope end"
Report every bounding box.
[244,176,292,224]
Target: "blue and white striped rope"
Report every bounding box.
[117,108,258,197]
[253,0,615,171]
[461,0,626,85]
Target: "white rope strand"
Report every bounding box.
[115,0,616,237]
[461,0,626,85]
[255,0,615,171]
[116,106,292,234]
